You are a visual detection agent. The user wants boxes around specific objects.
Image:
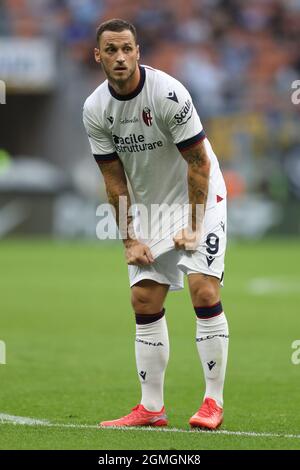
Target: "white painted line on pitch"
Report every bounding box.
[1,414,300,440]
[0,413,51,426]
[248,278,300,295]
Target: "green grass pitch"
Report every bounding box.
[0,238,299,450]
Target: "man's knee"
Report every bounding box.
[131,289,153,313]
[189,275,220,306]
[131,280,168,314]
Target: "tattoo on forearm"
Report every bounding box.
[181,142,210,231]
[98,160,134,242]
[107,190,134,239]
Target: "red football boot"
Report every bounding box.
[99,404,168,428]
[189,397,223,430]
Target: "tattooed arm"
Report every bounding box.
[97,159,154,265]
[181,140,210,231]
[173,140,210,249]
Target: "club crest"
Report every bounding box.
[142,107,153,127]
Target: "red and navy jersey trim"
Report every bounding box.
[93,152,119,163]
[176,130,206,152]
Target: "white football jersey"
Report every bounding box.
[83,65,226,258]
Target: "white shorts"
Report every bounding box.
[128,199,227,291]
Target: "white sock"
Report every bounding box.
[135,312,169,412]
[196,311,229,408]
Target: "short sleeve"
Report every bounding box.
[83,104,119,163]
[162,81,206,152]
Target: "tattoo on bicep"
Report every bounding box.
[182,142,208,169]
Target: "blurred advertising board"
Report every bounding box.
[0,38,56,93]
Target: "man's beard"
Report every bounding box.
[102,62,137,88]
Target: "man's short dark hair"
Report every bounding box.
[96,19,137,45]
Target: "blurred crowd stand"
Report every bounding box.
[0,0,300,238]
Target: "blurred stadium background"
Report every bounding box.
[0,0,300,239]
[1,0,300,451]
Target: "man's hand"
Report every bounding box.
[125,240,154,266]
[173,228,201,251]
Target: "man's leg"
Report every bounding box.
[188,273,229,428]
[100,251,183,427]
[100,279,170,427]
[131,280,170,412]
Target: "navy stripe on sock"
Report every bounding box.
[194,301,223,319]
[135,309,165,325]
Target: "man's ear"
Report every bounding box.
[94,48,101,63]
[137,45,140,61]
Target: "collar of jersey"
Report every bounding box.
[108,65,145,101]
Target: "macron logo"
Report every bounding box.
[207,360,216,371]
[206,256,215,267]
[139,371,147,381]
[167,91,178,103]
